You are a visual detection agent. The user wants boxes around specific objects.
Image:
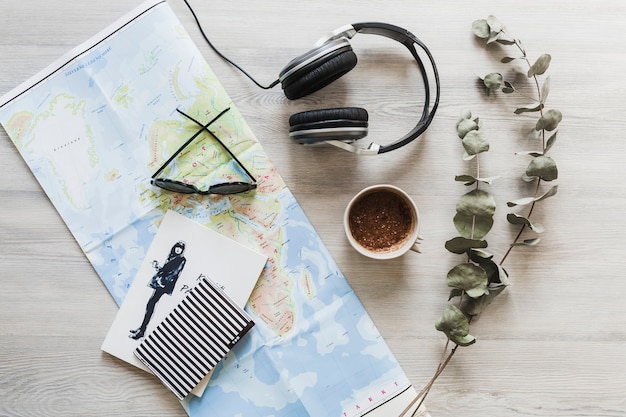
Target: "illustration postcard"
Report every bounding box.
[101,209,267,396]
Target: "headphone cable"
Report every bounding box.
[182,0,280,90]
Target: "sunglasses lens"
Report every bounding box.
[152,178,197,194]
[209,182,257,195]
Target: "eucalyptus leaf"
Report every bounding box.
[501,56,517,64]
[490,264,511,288]
[514,103,543,114]
[486,15,504,32]
[449,288,464,301]
[468,248,494,261]
[463,285,507,316]
[487,31,500,44]
[540,76,551,104]
[457,189,496,217]
[462,130,490,156]
[455,174,477,185]
[463,151,476,161]
[495,36,516,46]
[454,213,494,239]
[528,53,552,77]
[468,253,510,286]
[445,236,488,254]
[506,213,545,233]
[460,108,472,120]
[455,175,499,186]
[435,304,476,346]
[536,185,559,202]
[471,19,491,39]
[515,150,544,157]
[447,263,489,299]
[507,196,534,207]
[545,131,557,153]
[535,109,562,131]
[525,155,558,181]
[507,185,558,207]
[456,118,479,139]
[511,238,541,247]
[492,262,510,286]
[483,73,503,90]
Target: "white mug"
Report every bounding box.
[343,184,422,260]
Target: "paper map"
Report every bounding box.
[0,1,428,416]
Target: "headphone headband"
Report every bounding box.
[312,22,440,155]
[180,3,438,155]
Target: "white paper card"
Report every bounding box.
[101,209,267,396]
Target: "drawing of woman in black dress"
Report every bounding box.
[130,240,186,340]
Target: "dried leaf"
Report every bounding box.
[456,118,478,139]
[457,189,496,217]
[463,151,476,161]
[528,54,552,77]
[471,19,491,39]
[511,238,541,247]
[536,184,559,202]
[495,36,516,46]
[455,175,499,186]
[486,15,505,32]
[454,213,494,239]
[455,174,477,185]
[462,130,490,156]
[536,109,562,131]
[468,253,510,287]
[435,304,476,346]
[445,236,488,254]
[507,185,558,207]
[506,213,545,233]
[545,131,557,153]
[446,263,489,299]
[515,150,544,157]
[514,103,543,114]
[483,73,503,90]
[463,285,507,316]
[487,31,500,44]
[506,196,534,207]
[488,261,510,286]
[449,288,464,301]
[468,248,494,261]
[540,76,551,104]
[525,155,558,181]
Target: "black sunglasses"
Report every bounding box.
[151,107,257,195]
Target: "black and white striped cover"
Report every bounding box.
[134,276,254,400]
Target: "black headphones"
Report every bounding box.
[279,22,440,155]
[182,2,440,155]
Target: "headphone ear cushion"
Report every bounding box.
[289,107,369,144]
[289,107,368,127]
[282,50,357,100]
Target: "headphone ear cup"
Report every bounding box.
[281,47,357,100]
[288,107,368,144]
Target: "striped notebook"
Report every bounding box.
[134,276,254,400]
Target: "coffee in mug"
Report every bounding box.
[344,185,421,259]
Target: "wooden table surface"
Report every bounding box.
[1,1,625,416]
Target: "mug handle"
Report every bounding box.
[409,236,424,254]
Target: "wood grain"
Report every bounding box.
[1,1,625,416]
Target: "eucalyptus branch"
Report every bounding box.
[404,16,561,416]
